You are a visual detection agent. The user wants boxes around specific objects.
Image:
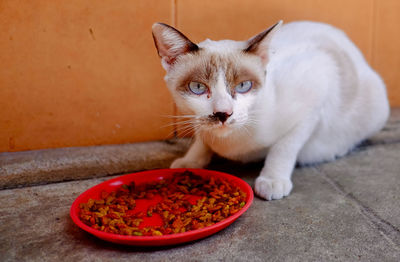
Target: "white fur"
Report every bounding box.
[154,21,390,200]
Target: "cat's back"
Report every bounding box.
[274,21,346,42]
[270,21,367,67]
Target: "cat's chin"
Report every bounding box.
[207,124,234,137]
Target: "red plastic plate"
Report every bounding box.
[70,168,253,246]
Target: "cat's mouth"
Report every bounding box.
[207,117,234,127]
[204,115,237,136]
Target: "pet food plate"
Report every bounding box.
[70,168,253,246]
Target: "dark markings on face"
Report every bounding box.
[177,51,264,96]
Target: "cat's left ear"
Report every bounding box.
[244,21,283,65]
[152,23,199,71]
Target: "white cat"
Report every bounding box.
[152,21,389,200]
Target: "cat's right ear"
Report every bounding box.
[152,23,199,71]
[244,21,283,65]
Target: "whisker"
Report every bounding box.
[175,125,195,135]
[178,125,197,138]
[173,119,200,126]
[159,118,199,129]
[240,125,250,136]
[162,124,179,139]
[161,114,198,119]
[160,122,178,129]
[247,117,261,124]
[176,122,203,136]
[159,120,196,130]
[160,118,200,138]
[175,120,201,129]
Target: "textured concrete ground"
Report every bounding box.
[0,110,399,262]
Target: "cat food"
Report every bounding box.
[79,170,247,236]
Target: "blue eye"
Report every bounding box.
[188,81,207,95]
[235,81,252,93]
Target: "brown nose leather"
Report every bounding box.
[213,112,232,123]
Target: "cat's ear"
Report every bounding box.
[152,23,199,71]
[244,21,283,65]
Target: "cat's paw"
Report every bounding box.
[254,176,293,200]
[170,157,207,169]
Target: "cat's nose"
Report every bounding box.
[213,111,232,123]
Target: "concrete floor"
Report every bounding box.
[0,110,399,261]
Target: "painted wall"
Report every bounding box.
[1,0,399,152]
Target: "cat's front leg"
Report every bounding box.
[170,136,213,169]
[255,117,317,200]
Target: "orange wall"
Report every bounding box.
[1,0,399,152]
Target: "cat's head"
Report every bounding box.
[152,22,281,137]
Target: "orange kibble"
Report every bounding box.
[152,230,163,236]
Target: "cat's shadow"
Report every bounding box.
[207,156,263,180]
[207,154,334,175]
